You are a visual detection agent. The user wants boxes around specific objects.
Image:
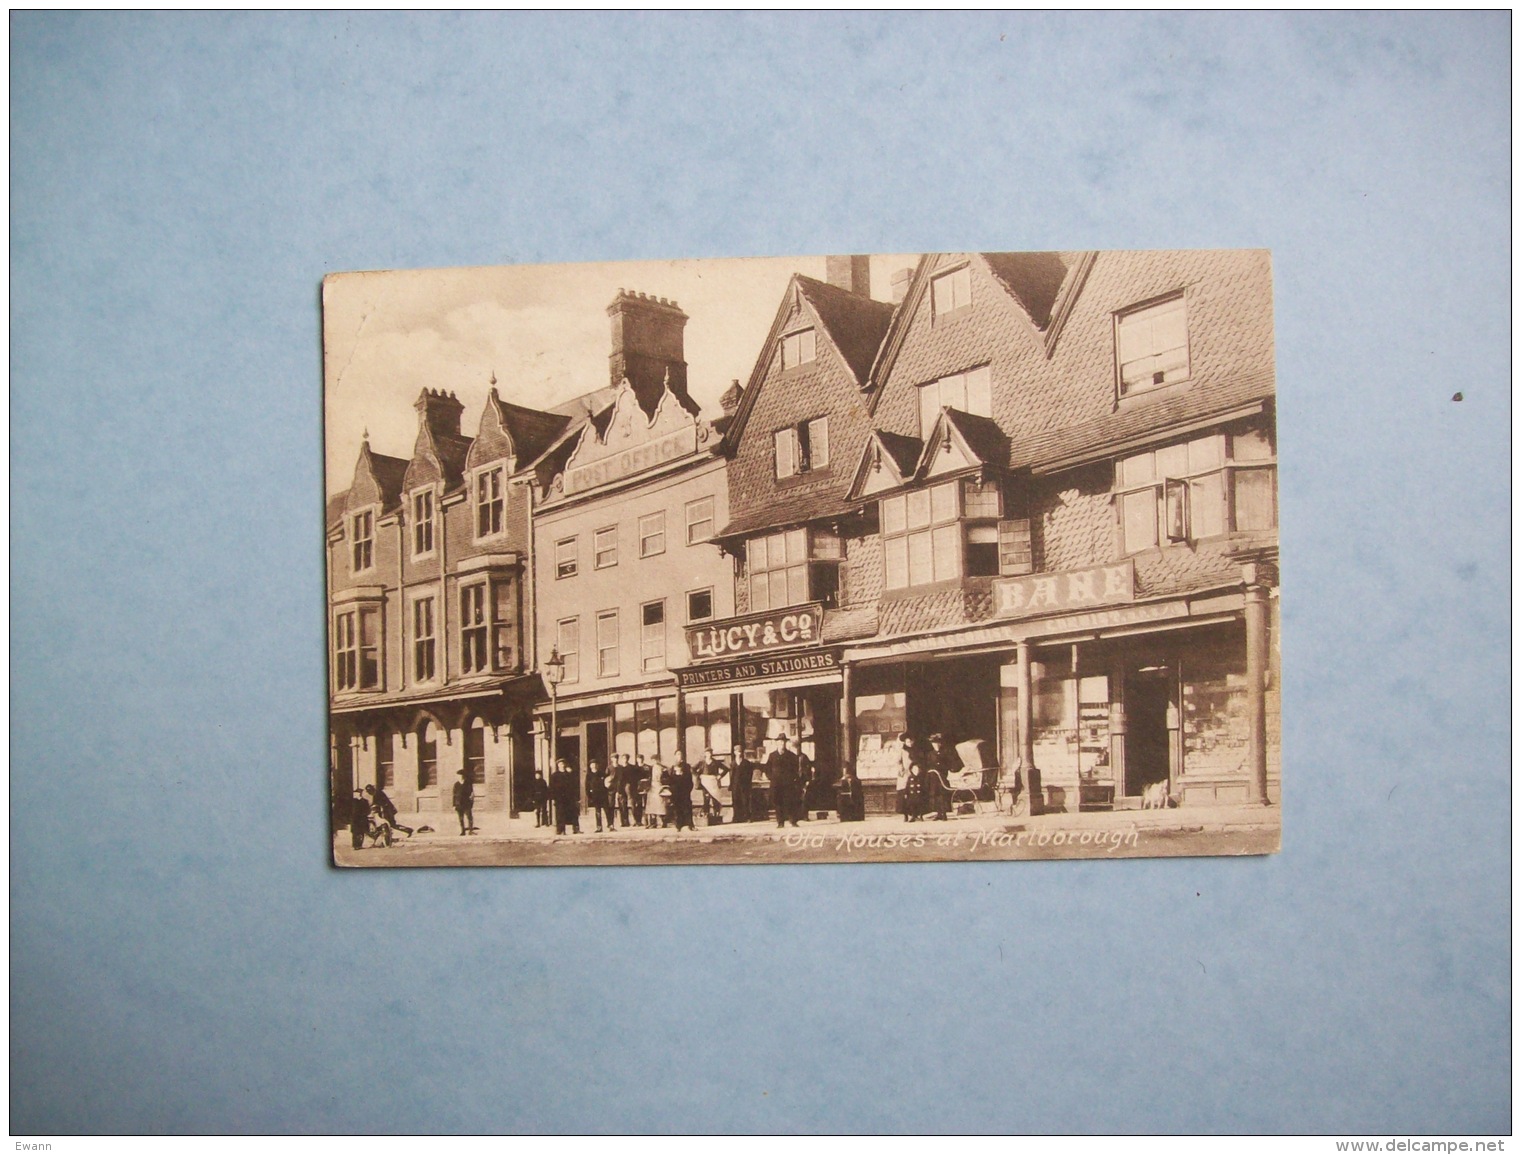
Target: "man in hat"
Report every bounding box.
[766,735,801,829]
[452,768,476,835]
[550,758,581,835]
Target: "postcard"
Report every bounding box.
[325,250,1280,866]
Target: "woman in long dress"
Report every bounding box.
[645,758,668,828]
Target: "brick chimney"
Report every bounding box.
[825,254,871,298]
[890,267,915,305]
[414,388,464,439]
[607,290,689,414]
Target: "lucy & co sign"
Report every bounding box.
[685,603,824,663]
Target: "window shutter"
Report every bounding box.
[998,519,1033,576]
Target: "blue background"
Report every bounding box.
[11,12,1510,1135]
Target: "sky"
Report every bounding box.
[323,252,918,494]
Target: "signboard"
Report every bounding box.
[676,648,840,691]
[991,560,1134,620]
[685,603,824,663]
[562,425,697,495]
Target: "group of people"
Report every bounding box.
[893,732,960,822]
[525,735,875,834]
[528,754,716,835]
[343,731,962,848]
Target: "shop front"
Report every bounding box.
[678,604,844,818]
[841,560,1279,814]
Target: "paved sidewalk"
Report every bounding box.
[345,799,1280,851]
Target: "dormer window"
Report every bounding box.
[780,328,816,370]
[411,490,435,557]
[1116,295,1189,395]
[774,417,830,480]
[475,466,504,538]
[350,510,374,572]
[917,366,992,437]
[931,265,972,321]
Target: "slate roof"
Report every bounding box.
[981,251,1080,329]
[934,408,1009,469]
[718,492,864,541]
[1019,374,1273,475]
[874,430,923,477]
[876,585,997,639]
[794,276,895,387]
[326,491,349,530]
[495,397,571,465]
[369,451,410,509]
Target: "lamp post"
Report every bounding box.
[543,646,565,778]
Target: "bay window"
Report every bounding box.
[881,476,1006,591]
[1115,430,1277,553]
[746,527,840,612]
[334,604,381,691]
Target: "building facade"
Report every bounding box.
[326,384,569,824]
[525,291,735,793]
[703,250,1280,813]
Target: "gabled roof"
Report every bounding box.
[494,394,572,465]
[917,408,1009,474]
[349,442,408,513]
[847,429,922,502]
[794,276,895,387]
[725,272,895,449]
[982,251,1078,329]
[866,252,1096,411]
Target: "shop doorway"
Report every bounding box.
[556,731,581,773]
[586,721,610,775]
[1124,665,1173,796]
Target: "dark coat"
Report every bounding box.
[730,758,755,794]
[766,749,800,792]
[349,794,370,831]
[585,767,609,807]
[452,778,474,811]
[550,768,580,811]
[666,764,694,804]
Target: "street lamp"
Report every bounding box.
[542,646,565,776]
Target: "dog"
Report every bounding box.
[1141,780,1176,809]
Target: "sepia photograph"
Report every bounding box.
[326,249,1282,867]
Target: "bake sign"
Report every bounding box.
[991,561,1135,619]
[686,604,824,662]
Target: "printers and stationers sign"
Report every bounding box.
[685,603,824,663]
[677,648,841,691]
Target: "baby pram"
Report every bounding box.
[925,740,1000,818]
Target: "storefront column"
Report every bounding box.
[1244,563,1270,805]
[841,662,856,774]
[1016,641,1038,813]
[674,686,687,764]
